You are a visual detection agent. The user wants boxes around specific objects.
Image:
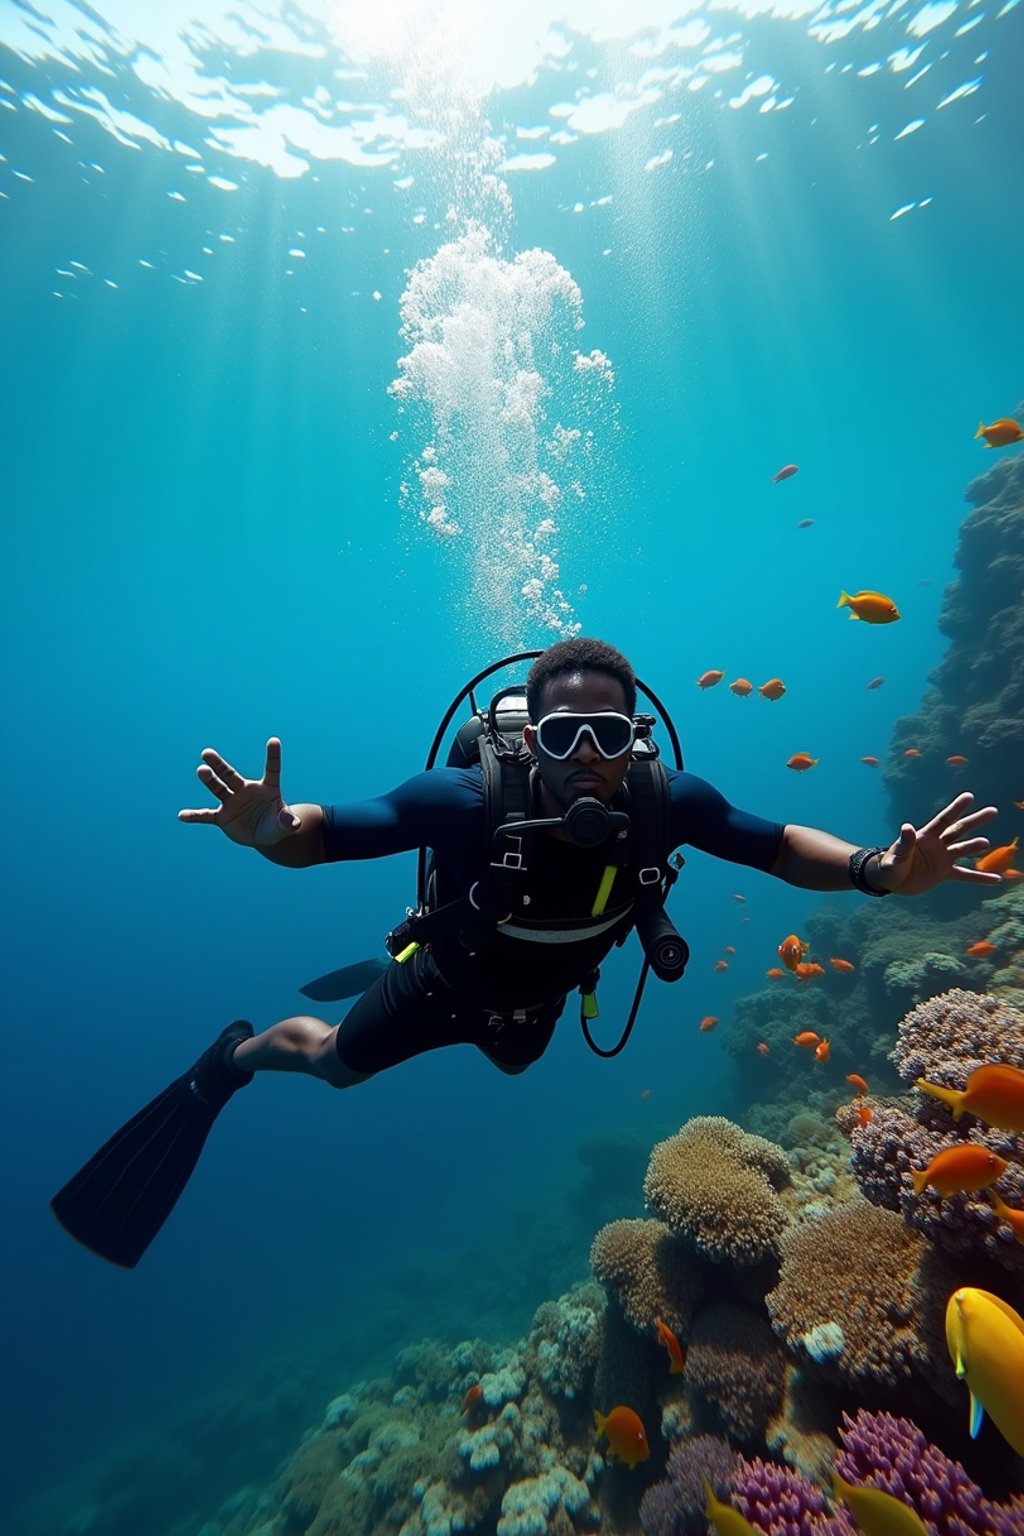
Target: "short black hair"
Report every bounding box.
[526,637,637,721]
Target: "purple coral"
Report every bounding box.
[835,1408,1024,1536]
[639,1435,738,1536]
[727,1458,854,1536]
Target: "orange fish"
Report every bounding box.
[815,1038,831,1063]
[654,1317,685,1374]
[989,1192,1024,1245]
[713,960,729,973]
[765,967,786,979]
[793,1030,821,1049]
[699,1015,719,1032]
[697,670,724,690]
[771,463,799,483]
[915,1063,1024,1134]
[1004,868,1023,881]
[904,748,922,759]
[594,1406,650,1469]
[461,1383,483,1415]
[757,1042,770,1055]
[965,941,998,958]
[777,934,806,971]
[796,518,814,529]
[759,678,787,701]
[975,418,1024,448]
[724,945,736,955]
[857,1104,873,1127]
[830,957,856,973]
[910,1145,1009,1198]
[787,752,819,771]
[846,1073,869,1095]
[976,837,1019,875]
[1016,801,1024,810]
[861,756,880,767]
[729,678,753,697]
[947,755,968,767]
[794,961,825,980]
[866,676,885,690]
[838,589,901,624]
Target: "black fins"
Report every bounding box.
[298,956,390,1002]
[50,1021,254,1269]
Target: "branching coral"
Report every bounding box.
[643,1117,790,1268]
[765,1200,960,1400]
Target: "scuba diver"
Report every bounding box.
[50,637,1001,1268]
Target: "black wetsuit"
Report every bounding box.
[322,767,784,1075]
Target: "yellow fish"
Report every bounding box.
[837,589,901,624]
[945,1287,1024,1457]
[702,1479,761,1536]
[831,1471,927,1535]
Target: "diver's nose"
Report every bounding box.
[573,730,601,764]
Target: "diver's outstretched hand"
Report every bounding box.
[871,792,1002,896]
[178,737,302,847]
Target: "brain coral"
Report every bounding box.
[589,1217,706,1335]
[684,1302,787,1447]
[765,1199,960,1399]
[643,1117,790,1267]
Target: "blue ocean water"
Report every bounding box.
[2,2,1022,1530]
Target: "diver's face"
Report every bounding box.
[524,670,633,812]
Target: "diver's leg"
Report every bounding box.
[231,1014,368,1088]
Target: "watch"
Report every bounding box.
[849,845,890,896]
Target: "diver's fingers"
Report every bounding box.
[200,746,247,791]
[950,865,1004,885]
[920,791,976,837]
[195,762,233,803]
[941,807,1000,844]
[178,806,221,825]
[263,737,283,792]
[945,837,990,858]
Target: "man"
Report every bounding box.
[50,638,1000,1267]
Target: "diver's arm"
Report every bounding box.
[769,823,865,890]
[257,805,326,867]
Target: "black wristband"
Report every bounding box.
[849,845,890,896]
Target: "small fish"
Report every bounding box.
[758,678,787,701]
[699,1015,719,1032]
[765,966,786,979]
[904,748,922,759]
[793,1030,821,1049]
[975,418,1024,449]
[1016,800,1024,810]
[965,941,998,957]
[796,518,814,529]
[846,1073,869,1095]
[639,1088,652,1100]
[946,1287,1024,1457]
[787,752,819,771]
[815,1038,831,1062]
[946,754,968,766]
[866,676,886,690]
[777,934,806,971]
[594,1406,650,1469]
[713,960,729,973]
[838,589,901,624]
[703,1478,763,1535]
[915,1063,1024,1133]
[771,463,799,483]
[830,957,856,973]
[989,1192,1024,1245]
[757,1042,770,1055]
[1004,868,1023,881]
[729,678,753,697]
[654,1316,685,1373]
[858,1104,874,1128]
[831,1470,927,1535]
[461,1383,483,1415]
[976,837,1018,875]
[724,945,736,955]
[732,892,746,902]
[794,961,825,980]
[910,1144,1009,1198]
[861,755,880,767]
[697,669,725,689]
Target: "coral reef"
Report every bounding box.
[638,1435,739,1536]
[643,1117,790,1267]
[683,1303,786,1446]
[765,1200,960,1401]
[588,1218,706,1336]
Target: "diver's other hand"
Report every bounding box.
[178,737,302,846]
[871,791,1001,896]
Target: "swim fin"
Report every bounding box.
[299,956,390,1001]
[50,1020,255,1269]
